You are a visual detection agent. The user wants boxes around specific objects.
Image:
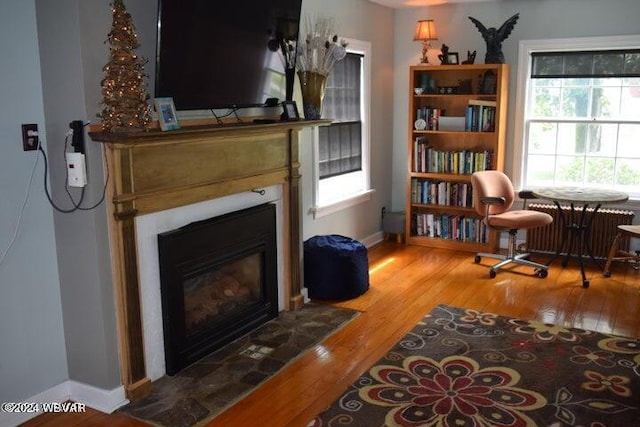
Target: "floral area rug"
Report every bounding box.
[310,304,640,427]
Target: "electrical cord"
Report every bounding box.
[0,138,43,267]
[39,144,84,213]
[211,109,225,125]
[232,107,244,123]
[39,134,109,213]
[211,107,244,125]
[59,131,109,211]
[1,129,109,267]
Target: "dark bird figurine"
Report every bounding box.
[468,13,520,64]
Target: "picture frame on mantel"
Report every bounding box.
[154,97,180,131]
[281,100,300,121]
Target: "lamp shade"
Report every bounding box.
[413,20,438,41]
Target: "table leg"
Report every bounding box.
[547,201,570,267]
[546,202,603,288]
[575,203,589,287]
[584,204,603,268]
[561,203,578,268]
[547,201,574,267]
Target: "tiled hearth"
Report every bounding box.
[120,304,358,427]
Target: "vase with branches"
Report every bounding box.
[295,16,347,119]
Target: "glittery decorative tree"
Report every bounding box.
[98,0,152,132]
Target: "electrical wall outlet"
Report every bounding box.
[22,123,39,151]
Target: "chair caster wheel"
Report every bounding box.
[535,268,548,278]
[474,255,481,263]
[489,269,497,278]
[582,280,590,288]
[603,271,611,278]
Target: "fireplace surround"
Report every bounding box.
[90,119,327,400]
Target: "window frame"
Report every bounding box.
[309,38,374,219]
[513,35,640,207]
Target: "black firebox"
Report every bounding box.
[158,203,278,375]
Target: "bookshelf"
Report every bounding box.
[406,63,508,252]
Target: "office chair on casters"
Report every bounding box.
[471,170,553,279]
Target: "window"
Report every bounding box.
[310,39,373,217]
[513,36,640,202]
[319,53,363,179]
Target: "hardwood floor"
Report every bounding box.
[22,241,640,427]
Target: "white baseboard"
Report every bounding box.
[67,381,127,414]
[0,381,127,427]
[360,231,384,248]
[0,382,69,427]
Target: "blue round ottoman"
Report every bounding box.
[303,235,369,300]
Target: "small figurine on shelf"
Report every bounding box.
[461,50,477,64]
[437,44,450,64]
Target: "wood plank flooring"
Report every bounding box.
[21,241,640,427]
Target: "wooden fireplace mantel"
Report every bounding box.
[90,119,328,400]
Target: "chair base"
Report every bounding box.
[475,229,549,278]
[603,229,640,277]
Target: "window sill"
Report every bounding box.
[309,189,376,219]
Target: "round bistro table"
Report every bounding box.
[531,187,629,288]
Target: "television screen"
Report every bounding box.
[155,0,302,110]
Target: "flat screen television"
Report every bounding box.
[155,0,302,111]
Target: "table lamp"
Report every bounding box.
[413,20,438,64]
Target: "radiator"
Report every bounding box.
[526,203,635,259]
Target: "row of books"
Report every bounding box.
[412,213,488,243]
[465,99,496,132]
[416,107,442,130]
[413,137,494,174]
[410,179,474,207]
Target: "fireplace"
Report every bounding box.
[157,203,278,375]
[90,120,321,399]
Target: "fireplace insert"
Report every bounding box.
[158,203,278,375]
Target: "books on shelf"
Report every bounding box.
[465,99,496,132]
[411,178,473,207]
[416,107,442,130]
[414,100,496,133]
[411,213,488,243]
[412,137,493,173]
